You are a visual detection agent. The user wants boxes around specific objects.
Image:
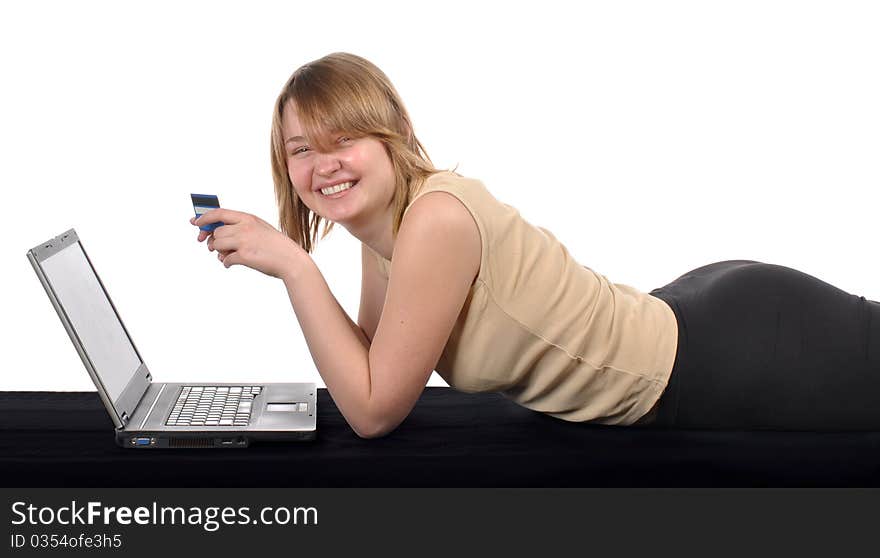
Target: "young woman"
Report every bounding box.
[191,52,880,438]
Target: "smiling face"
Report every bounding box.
[281,102,397,230]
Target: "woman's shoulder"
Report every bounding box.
[407,170,489,214]
[422,169,484,190]
[405,170,488,221]
[397,188,483,287]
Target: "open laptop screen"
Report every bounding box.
[39,240,142,403]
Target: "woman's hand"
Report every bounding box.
[191,208,306,281]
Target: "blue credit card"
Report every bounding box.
[191,193,224,232]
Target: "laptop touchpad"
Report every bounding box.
[267,402,309,413]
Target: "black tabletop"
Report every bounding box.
[2,388,880,487]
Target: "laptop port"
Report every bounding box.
[216,438,247,447]
[133,437,152,446]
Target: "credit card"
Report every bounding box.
[191,194,224,232]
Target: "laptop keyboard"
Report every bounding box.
[165,386,262,427]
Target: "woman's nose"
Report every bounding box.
[314,151,342,175]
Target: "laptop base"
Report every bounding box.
[115,428,317,449]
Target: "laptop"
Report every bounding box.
[27,228,317,448]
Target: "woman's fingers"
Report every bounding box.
[191,210,288,275]
[191,213,241,269]
[209,234,236,253]
[192,208,241,229]
[220,251,240,269]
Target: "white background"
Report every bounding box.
[3,1,878,392]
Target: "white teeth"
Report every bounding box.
[320,181,354,196]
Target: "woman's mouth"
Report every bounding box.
[319,181,358,198]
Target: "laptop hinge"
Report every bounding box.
[121,412,130,425]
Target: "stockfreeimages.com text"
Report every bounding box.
[11,501,317,532]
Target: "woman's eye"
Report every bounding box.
[338,136,351,144]
[291,146,309,156]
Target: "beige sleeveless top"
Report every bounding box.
[367,171,678,425]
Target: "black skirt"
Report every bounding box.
[646,260,880,431]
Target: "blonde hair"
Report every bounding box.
[270,52,443,253]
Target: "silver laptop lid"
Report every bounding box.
[27,229,151,428]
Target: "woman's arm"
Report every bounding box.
[281,192,480,438]
[357,242,388,343]
[280,256,377,435]
[286,262,372,353]
[193,193,480,438]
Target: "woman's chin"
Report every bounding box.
[318,206,361,226]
